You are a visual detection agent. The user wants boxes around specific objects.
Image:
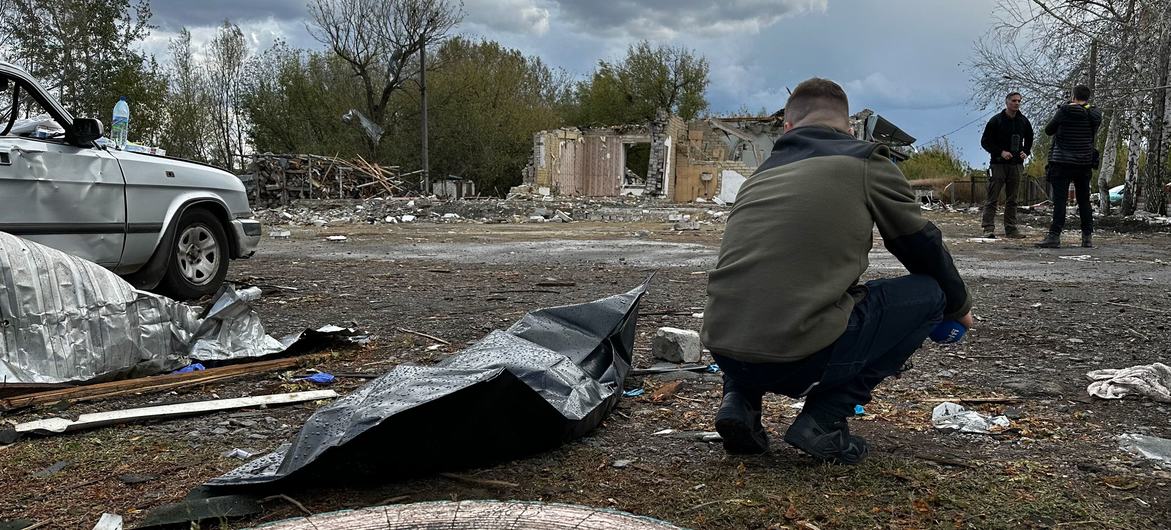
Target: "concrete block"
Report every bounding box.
[652,327,703,363]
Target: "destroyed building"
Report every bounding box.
[523,109,915,203]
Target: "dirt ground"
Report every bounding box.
[3,205,1171,529]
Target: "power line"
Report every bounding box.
[920,109,999,147]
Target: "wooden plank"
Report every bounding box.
[15,390,338,436]
[0,355,323,412]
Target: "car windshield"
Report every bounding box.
[0,75,63,138]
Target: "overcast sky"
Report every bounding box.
[143,0,1018,168]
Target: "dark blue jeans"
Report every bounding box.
[1047,163,1094,235]
[713,275,945,422]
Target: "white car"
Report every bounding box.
[0,61,260,298]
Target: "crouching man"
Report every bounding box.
[701,78,973,464]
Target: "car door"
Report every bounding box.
[0,75,126,266]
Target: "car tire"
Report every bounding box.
[159,208,229,300]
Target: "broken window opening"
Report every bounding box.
[623,142,651,188]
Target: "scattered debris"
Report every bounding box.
[243,154,410,208]
[299,372,336,385]
[1087,363,1171,402]
[623,388,646,398]
[931,402,1010,434]
[91,513,122,530]
[1118,434,1171,468]
[651,327,703,363]
[223,448,255,460]
[325,235,348,242]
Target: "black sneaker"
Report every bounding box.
[783,412,869,465]
[714,392,768,455]
[982,231,996,239]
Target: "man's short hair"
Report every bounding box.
[1073,84,1092,101]
[1006,92,1022,101]
[785,78,849,126]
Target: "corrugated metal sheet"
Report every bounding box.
[0,231,197,384]
[0,232,289,385]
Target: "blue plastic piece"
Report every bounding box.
[623,388,645,398]
[706,364,721,373]
[302,372,336,385]
[172,363,206,374]
[854,404,865,415]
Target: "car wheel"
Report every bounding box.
[160,208,229,299]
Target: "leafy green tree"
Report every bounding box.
[383,37,570,194]
[243,43,366,157]
[573,41,709,125]
[0,0,166,142]
[901,140,968,181]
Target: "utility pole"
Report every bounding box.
[1088,39,1098,93]
[420,43,430,195]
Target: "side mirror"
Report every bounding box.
[66,118,103,147]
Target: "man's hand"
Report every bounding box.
[957,311,975,329]
[1001,150,1013,160]
[1019,151,1028,160]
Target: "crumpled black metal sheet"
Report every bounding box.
[207,279,649,488]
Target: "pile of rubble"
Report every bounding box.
[254,195,730,230]
[240,154,415,207]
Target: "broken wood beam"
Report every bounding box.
[14,390,338,437]
[0,355,325,412]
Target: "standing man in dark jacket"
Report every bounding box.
[1037,85,1103,248]
[702,78,973,465]
[979,92,1034,239]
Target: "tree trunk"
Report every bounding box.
[1142,28,1171,214]
[1121,110,1143,216]
[1098,112,1120,214]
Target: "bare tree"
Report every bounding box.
[159,28,211,162]
[307,0,463,154]
[206,21,248,171]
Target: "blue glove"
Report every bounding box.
[929,320,967,344]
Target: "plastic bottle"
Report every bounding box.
[111,96,130,149]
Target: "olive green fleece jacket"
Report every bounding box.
[701,125,972,363]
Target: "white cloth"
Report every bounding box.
[1086,363,1171,402]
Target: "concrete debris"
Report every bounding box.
[325,235,348,242]
[651,327,703,363]
[254,195,730,230]
[673,221,701,231]
[270,230,291,239]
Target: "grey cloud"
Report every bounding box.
[465,0,551,35]
[549,0,826,38]
[148,0,306,29]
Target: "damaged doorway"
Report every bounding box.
[623,142,650,196]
